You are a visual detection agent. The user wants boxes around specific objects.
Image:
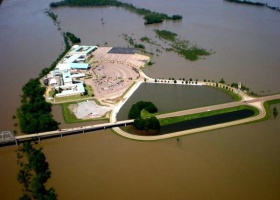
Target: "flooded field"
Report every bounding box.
[0,0,280,199]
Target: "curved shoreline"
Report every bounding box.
[109,69,279,140]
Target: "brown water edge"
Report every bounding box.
[0,0,280,199]
[53,3,280,96]
[0,0,63,131]
[1,107,279,200]
[1,0,280,131]
[0,145,21,200]
[39,115,280,200]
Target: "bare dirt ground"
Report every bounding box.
[85,47,150,102]
[68,100,111,119]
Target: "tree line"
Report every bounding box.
[17,32,73,134]
[50,0,182,25]
[128,101,160,133]
[225,0,280,12]
[66,32,81,44]
[17,79,59,134]
[16,142,57,200]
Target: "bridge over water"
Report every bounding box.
[0,120,133,146]
[1,88,279,146]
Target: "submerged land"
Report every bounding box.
[1,0,280,200]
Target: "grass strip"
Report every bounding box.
[159,105,259,126]
[257,99,280,121]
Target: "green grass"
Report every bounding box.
[140,36,151,43]
[258,99,280,121]
[153,29,212,61]
[177,46,211,61]
[155,29,177,41]
[215,86,242,101]
[159,105,259,126]
[48,90,55,98]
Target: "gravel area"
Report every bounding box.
[69,100,111,119]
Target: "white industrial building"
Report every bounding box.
[47,45,97,97]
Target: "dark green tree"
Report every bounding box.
[273,107,278,118]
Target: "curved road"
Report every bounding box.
[112,93,280,141]
[11,78,280,143]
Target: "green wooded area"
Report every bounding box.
[154,29,211,61]
[17,79,59,134]
[66,32,81,44]
[128,101,158,119]
[17,33,71,134]
[16,142,57,200]
[50,0,182,25]
[128,101,160,132]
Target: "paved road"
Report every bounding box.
[14,120,133,144]
[10,79,280,144]
[112,94,280,141]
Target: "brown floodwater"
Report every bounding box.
[0,0,280,199]
[1,112,280,200]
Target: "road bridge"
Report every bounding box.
[1,81,279,146]
[3,120,133,146]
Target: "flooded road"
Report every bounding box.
[0,0,280,199]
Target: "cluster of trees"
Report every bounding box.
[225,0,280,12]
[39,33,71,78]
[134,116,160,131]
[66,32,81,44]
[225,0,266,6]
[174,42,211,61]
[154,29,211,61]
[17,79,59,134]
[155,29,178,42]
[128,101,160,133]
[50,0,182,25]
[45,10,58,21]
[18,19,73,134]
[16,142,57,200]
[144,14,165,25]
[273,107,278,118]
[231,82,250,91]
[123,34,146,50]
[128,101,157,119]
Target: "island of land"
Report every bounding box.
[2,44,279,145]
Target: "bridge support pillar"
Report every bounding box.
[83,129,84,134]
[15,139,18,146]
[38,137,41,142]
[125,123,126,126]
[61,134,63,138]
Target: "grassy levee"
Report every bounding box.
[212,85,242,101]
[258,99,280,121]
[159,105,259,126]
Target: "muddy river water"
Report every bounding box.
[0,0,280,199]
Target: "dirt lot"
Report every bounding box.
[68,100,111,119]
